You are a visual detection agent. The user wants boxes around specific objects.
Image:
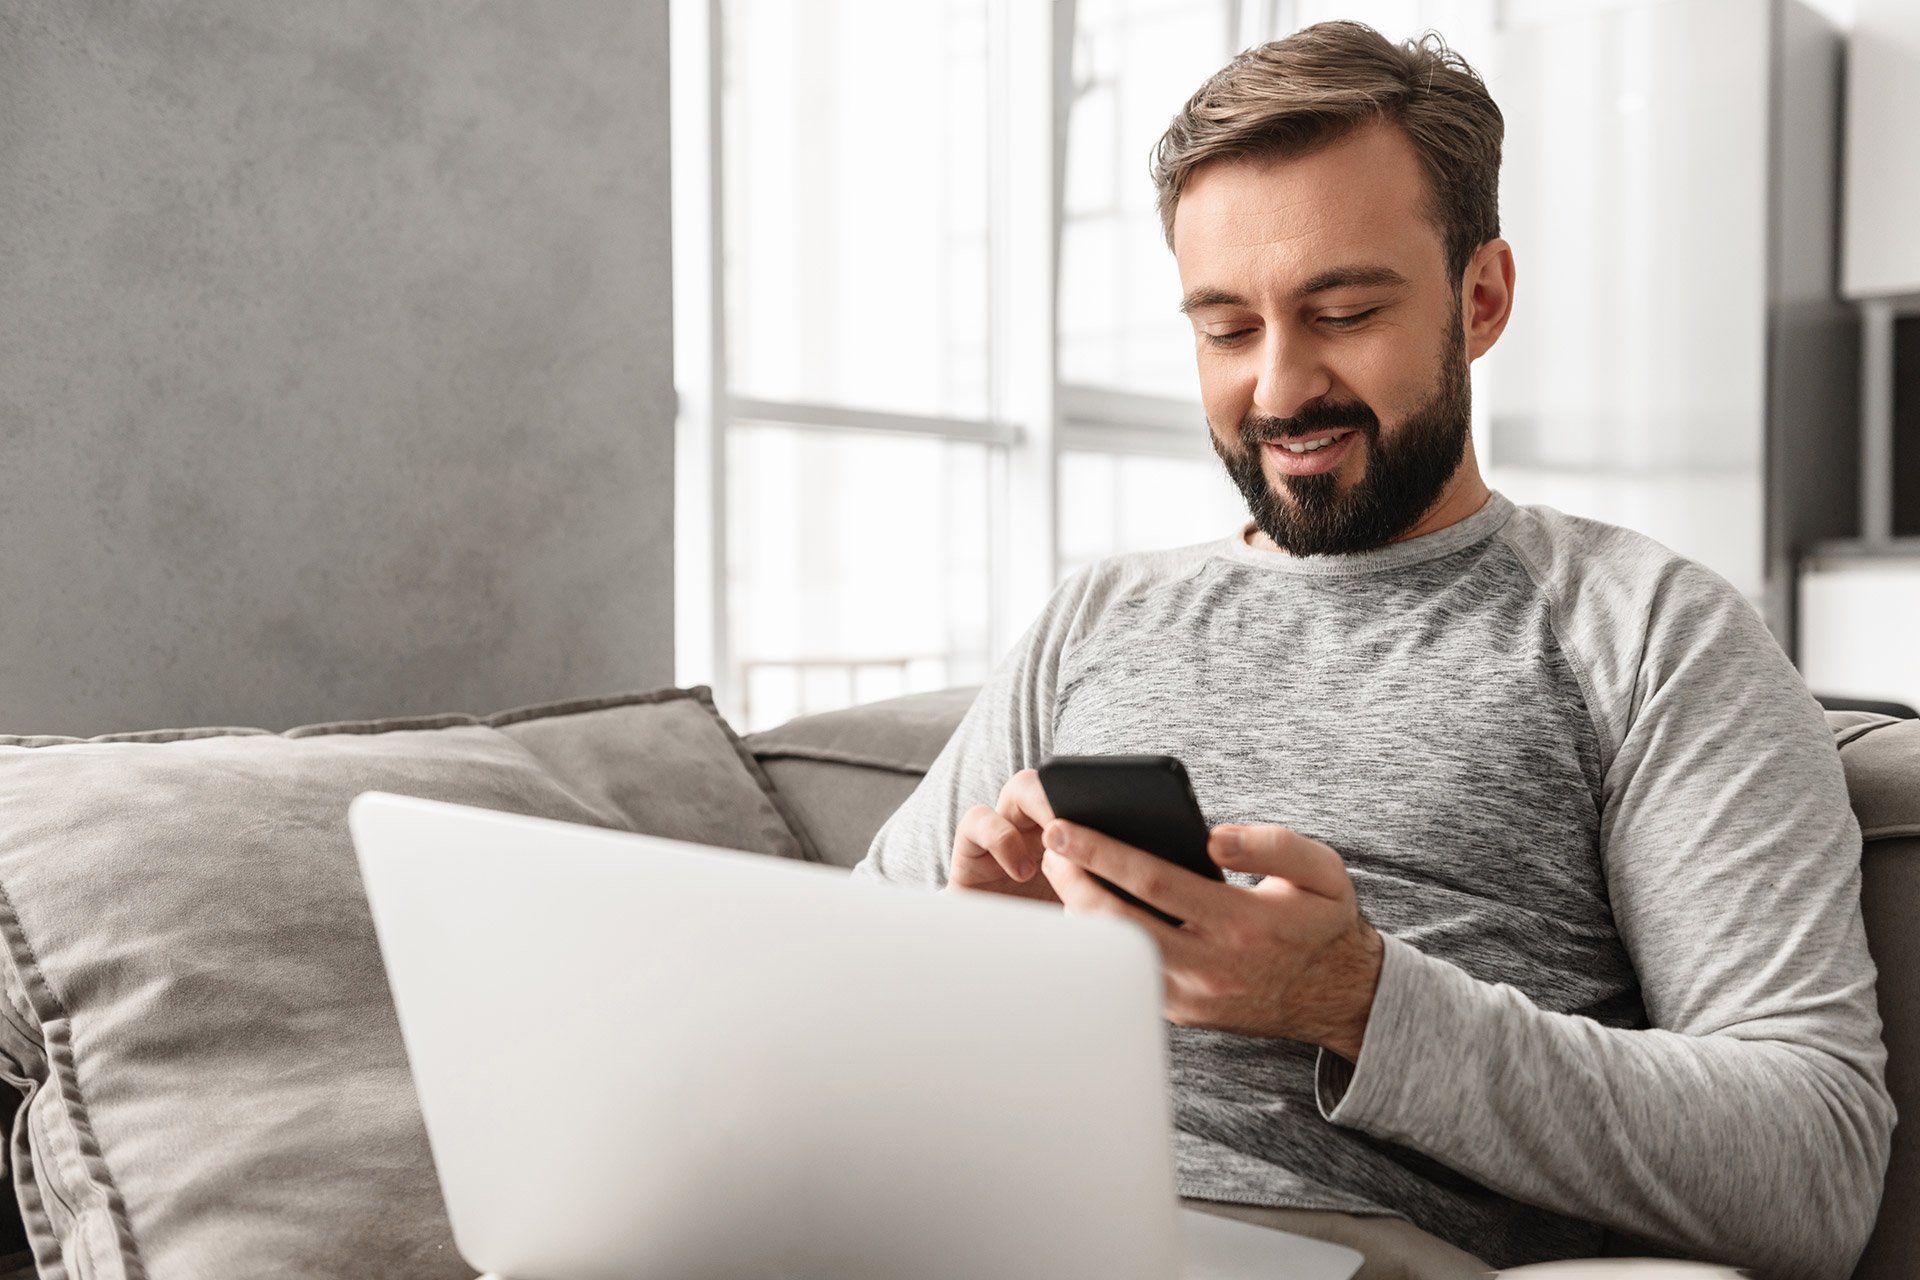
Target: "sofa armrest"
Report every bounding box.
[1835,715,1920,1279]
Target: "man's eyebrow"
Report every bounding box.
[1295,265,1411,295]
[1178,287,1248,315]
[1178,267,1411,315]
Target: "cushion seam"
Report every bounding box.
[750,747,933,777]
[291,686,704,738]
[0,685,715,748]
[10,1107,62,1280]
[0,728,271,749]
[687,689,824,863]
[25,1102,83,1271]
[479,685,699,729]
[1836,718,1906,750]
[0,884,146,1280]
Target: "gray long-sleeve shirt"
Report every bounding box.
[851,492,1893,1277]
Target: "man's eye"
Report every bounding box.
[1202,329,1254,347]
[1321,308,1381,329]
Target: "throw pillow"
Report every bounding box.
[0,685,809,1280]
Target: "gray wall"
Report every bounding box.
[0,2,674,736]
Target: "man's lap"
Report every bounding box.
[1181,1196,1491,1280]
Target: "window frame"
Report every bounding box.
[673,0,1235,724]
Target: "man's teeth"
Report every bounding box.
[1278,434,1342,453]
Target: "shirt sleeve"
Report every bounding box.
[1313,559,1895,1280]
[852,566,1097,890]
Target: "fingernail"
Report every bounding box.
[1214,827,1242,856]
[1043,823,1069,853]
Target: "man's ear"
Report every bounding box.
[1460,238,1515,361]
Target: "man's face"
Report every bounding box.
[1173,122,1473,556]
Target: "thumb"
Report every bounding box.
[1210,825,1348,898]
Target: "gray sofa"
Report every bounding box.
[0,684,1909,1278]
[750,691,1920,1277]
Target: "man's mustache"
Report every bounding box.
[1240,402,1379,444]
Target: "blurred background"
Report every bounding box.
[672,0,1920,732]
[1,1,1911,737]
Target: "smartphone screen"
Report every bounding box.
[1036,754,1222,927]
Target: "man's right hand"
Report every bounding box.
[946,769,1062,904]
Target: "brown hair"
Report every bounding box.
[1151,21,1503,281]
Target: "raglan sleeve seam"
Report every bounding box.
[1493,527,1624,778]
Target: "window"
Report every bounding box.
[1058,0,1235,401]
[723,0,993,420]
[726,423,994,730]
[1054,0,1250,597]
[676,0,1022,732]
[675,0,1497,730]
[1059,449,1250,580]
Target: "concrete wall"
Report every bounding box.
[0,2,674,736]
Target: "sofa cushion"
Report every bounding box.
[1835,714,1920,841]
[1837,713,1920,1280]
[745,687,979,868]
[0,685,810,1280]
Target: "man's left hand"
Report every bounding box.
[1040,820,1384,1062]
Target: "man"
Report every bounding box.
[853,20,1892,1280]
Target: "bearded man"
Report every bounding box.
[854,21,1891,1279]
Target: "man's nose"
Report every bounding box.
[1252,329,1334,422]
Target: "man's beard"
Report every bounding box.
[1211,323,1471,557]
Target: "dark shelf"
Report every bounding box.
[1895,314,1920,538]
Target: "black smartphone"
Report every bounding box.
[1035,754,1224,927]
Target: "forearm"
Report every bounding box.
[1318,935,1891,1280]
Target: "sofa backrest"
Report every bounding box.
[751,693,1920,1278]
[744,687,979,869]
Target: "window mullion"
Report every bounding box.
[726,396,1021,447]
[991,0,1064,652]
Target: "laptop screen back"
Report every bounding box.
[350,792,1183,1280]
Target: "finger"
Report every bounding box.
[1209,825,1348,898]
[1042,820,1223,928]
[953,805,1042,883]
[1041,849,1194,959]
[995,768,1055,833]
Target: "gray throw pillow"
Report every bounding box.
[0,685,809,1280]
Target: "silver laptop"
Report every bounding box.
[349,792,1362,1280]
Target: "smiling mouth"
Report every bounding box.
[1269,428,1358,454]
